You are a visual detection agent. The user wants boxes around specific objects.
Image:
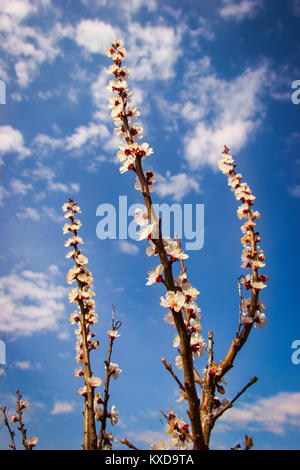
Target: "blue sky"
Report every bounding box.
[0,0,300,450]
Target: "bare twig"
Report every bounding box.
[162,357,185,393]
[213,376,258,422]
[120,437,139,450]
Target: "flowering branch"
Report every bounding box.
[218,146,268,379]
[106,38,206,451]
[1,406,16,450]
[63,198,100,450]
[63,200,122,450]
[199,146,268,446]
[105,41,267,451]
[15,389,29,450]
[97,306,122,449]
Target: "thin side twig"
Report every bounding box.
[161,357,185,393]
[120,437,139,450]
[1,406,16,450]
[213,376,258,422]
[15,389,29,450]
[98,306,121,449]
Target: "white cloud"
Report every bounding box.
[16,206,40,221]
[24,161,80,195]
[51,401,74,415]
[15,59,38,87]
[14,360,32,370]
[65,122,110,150]
[127,429,171,448]
[127,22,183,81]
[16,206,63,223]
[0,1,73,88]
[2,0,33,20]
[80,0,157,14]
[155,172,201,201]
[118,240,139,255]
[48,264,61,276]
[217,392,300,435]
[182,64,267,169]
[75,19,118,54]
[0,185,9,206]
[288,185,300,198]
[0,268,67,337]
[90,68,112,122]
[47,180,80,194]
[0,125,30,162]
[33,134,64,152]
[119,0,157,15]
[33,122,111,156]
[189,17,215,42]
[10,178,33,195]
[292,0,300,16]
[219,0,264,21]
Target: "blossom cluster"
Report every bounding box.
[63,198,100,372]
[218,148,268,327]
[149,408,195,450]
[63,199,122,444]
[106,40,206,373]
[9,394,38,450]
[167,409,192,450]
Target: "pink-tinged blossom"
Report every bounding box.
[134,208,149,227]
[160,291,185,313]
[25,437,38,449]
[88,376,102,388]
[75,368,83,378]
[134,172,156,192]
[64,236,84,247]
[146,264,164,285]
[69,311,80,324]
[76,386,87,397]
[146,240,159,257]
[107,329,120,339]
[102,430,117,450]
[108,362,122,379]
[254,311,266,328]
[137,223,157,241]
[109,405,119,425]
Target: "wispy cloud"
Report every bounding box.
[118,240,139,255]
[14,360,32,370]
[216,392,300,435]
[14,360,42,370]
[0,268,67,337]
[126,22,183,81]
[75,19,118,54]
[0,125,30,163]
[0,0,73,89]
[219,0,264,21]
[51,401,75,415]
[10,178,33,196]
[181,64,267,169]
[0,185,8,207]
[16,206,63,222]
[288,185,300,199]
[156,172,201,201]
